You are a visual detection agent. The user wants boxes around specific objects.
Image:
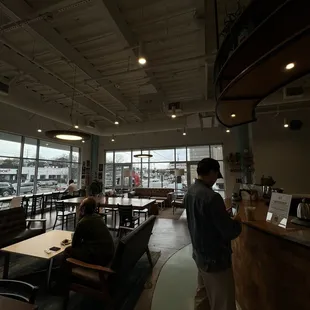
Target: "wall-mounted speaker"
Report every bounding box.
[290,120,303,130]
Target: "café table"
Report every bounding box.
[0,295,38,310]
[60,197,156,228]
[1,230,73,287]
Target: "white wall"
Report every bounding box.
[252,111,310,194]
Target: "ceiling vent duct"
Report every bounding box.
[86,120,96,129]
[167,102,183,117]
[283,86,304,100]
[289,120,303,131]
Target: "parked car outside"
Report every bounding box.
[18,182,35,194]
[0,182,15,197]
[37,180,58,187]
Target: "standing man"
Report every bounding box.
[184,158,242,310]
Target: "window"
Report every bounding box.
[175,148,187,161]
[104,145,225,196]
[105,152,113,164]
[39,141,70,161]
[114,151,131,163]
[0,132,81,197]
[150,149,174,162]
[187,146,210,161]
[0,133,21,158]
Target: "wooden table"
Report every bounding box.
[1,230,73,287]
[0,295,38,310]
[60,197,156,227]
[60,197,155,208]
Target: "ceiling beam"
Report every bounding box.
[99,0,163,95]
[0,0,144,120]
[0,43,118,124]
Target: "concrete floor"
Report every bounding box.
[152,244,196,310]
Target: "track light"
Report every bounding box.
[231,113,236,118]
[111,135,115,142]
[74,125,79,129]
[284,118,289,128]
[37,129,42,133]
[226,129,230,133]
[138,42,147,65]
[171,106,176,119]
[183,128,187,136]
[82,140,85,143]
[114,116,119,125]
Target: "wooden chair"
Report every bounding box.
[118,204,139,230]
[0,279,38,305]
[53,201,76,230]
[63,216,156,310]
[172,191,185,214]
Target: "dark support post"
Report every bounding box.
[235,124,253,184]
[90,135,99,184]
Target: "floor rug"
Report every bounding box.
[0,251,161,310]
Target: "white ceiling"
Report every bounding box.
[0,0,308,136]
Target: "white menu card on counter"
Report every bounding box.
[266,193,292,228]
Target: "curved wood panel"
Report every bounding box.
[217,27,310,126]
[214,0,310,127]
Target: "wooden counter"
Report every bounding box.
[229,200,310,310]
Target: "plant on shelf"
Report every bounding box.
[226,151,254,173]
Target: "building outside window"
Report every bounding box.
[104,145,225,197]
[0,132,81,197]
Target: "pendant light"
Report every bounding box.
[134,152,153,158]
[138,42,147,65]
[45,66,91,142]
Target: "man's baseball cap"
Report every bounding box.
[197,158,223,178]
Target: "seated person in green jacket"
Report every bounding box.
[65,197,115,266]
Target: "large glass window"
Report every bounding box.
[0,132,81,197]
[104,145,225,196]
[187,146,210,161]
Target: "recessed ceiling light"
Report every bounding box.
[138,57,147,65]
[46,143,49,146]
[37,129,42,133]
[285,63,295,70]
[231,114,236,118]
[226,129,230,133]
